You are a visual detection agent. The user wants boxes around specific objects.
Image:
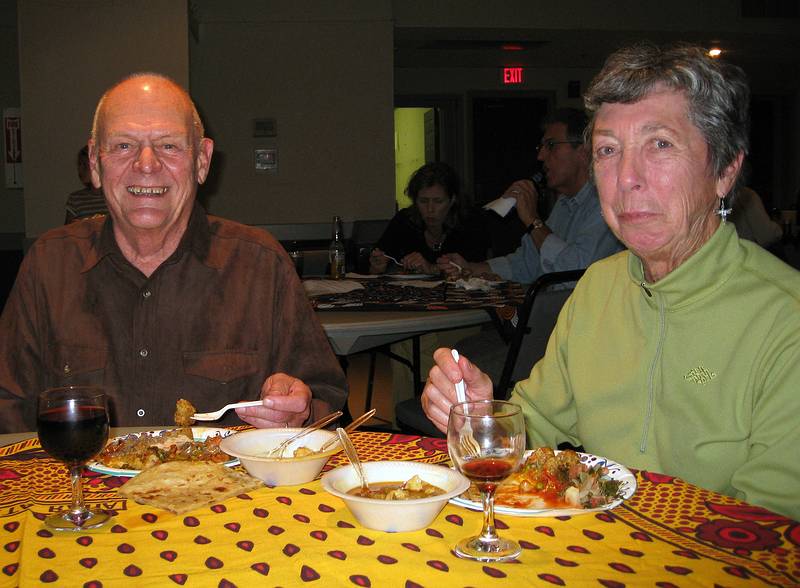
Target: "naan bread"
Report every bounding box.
[119,461,263,514]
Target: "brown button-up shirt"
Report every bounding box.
[0,205,347,432]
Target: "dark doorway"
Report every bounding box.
[472,95,550,256]
[748,96,776,210]
[472,96,550,204]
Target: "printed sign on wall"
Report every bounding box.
[3,108,23,189]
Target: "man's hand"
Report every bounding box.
[504,179,539,227]
[401,252,437,275]
[236,373,312,428]
[421,348,493,433]
[369,247,389,274]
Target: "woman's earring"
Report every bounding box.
[716,197,732,222]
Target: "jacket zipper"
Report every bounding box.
[640,286,665,452]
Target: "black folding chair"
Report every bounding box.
[494,269,584,399]
[395,269,584,436]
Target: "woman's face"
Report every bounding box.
[591,86,740,280]
[415,184,453,230]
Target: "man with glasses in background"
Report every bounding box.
[440,108,622,283]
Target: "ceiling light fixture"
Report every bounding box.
[708,48,722,58]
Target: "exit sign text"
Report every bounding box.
[503,67,524,85]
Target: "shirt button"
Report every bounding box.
[137,409,145,417]
[139,348,149,358]
[63,363,71,374]
[142,289,152,299]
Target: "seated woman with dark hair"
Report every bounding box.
[369,162,489,275]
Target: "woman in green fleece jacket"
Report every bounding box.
[420,42,800,520]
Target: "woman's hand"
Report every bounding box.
[422,348,494,433]
[401,252,437,275]
[369,247,389,274]
[437,253,468,280]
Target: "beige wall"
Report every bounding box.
[190,1,395,226]
[0,0,23,240]
[17,0,189,238]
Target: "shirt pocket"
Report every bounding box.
[182,350,261,383]
[47,342,108,385]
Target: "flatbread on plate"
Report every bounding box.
[119,461,263,514]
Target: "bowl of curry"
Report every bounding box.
[321,460,470,532]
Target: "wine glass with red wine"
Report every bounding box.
[37,386,110,531]
[447,400,525,561]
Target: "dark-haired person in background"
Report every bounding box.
[370,162,489,275]
[64,145,108,223]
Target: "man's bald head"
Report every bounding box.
[91,73,205,148]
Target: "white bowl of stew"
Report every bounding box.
[321,460,470,532]
[219,428,337,486]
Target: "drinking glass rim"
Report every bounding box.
[38,386,108,403]
[449,399,521,417]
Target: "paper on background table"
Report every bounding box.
[303,280,365,296]
[483,196,516,218]
[454,277,500,291]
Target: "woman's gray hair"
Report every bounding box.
[584,42,750,182]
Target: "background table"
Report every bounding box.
[1,431,797,586]
[318,309,490,356]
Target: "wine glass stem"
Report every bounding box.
[67,464,90,525]
[479,489,500,542]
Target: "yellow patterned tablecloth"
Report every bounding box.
[1,432,798,587]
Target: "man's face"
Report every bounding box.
[591,86,738,269]
[536,122,587,195]
[89,78,213,237]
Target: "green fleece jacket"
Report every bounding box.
[511,222,800,519]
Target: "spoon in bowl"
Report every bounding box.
[336,427,369,492]
[318,408,376,453]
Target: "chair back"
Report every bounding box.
[350,219,390,273]
[495,269,585,399]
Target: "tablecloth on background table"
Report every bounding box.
[308,277,524,312]
[1,432,798,586]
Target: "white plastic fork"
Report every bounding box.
[452,349,467,404]
[191,400,264,421]
[452,349,480,457]
[383,253,403,267]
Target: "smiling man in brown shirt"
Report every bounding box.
[0,74,347,432]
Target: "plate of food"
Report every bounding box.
[88,398,238,477]
[449,447,637,517]
[88,426,238,477]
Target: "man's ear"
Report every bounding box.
[196,137,214,185]
[87,140,102,189]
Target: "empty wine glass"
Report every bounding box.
[37,386,110,531]
[447,400,525,561]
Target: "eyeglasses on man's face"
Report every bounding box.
[536,139,582,152]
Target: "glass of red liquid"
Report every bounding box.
[447,400,525,561]
[37,386,110,531]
